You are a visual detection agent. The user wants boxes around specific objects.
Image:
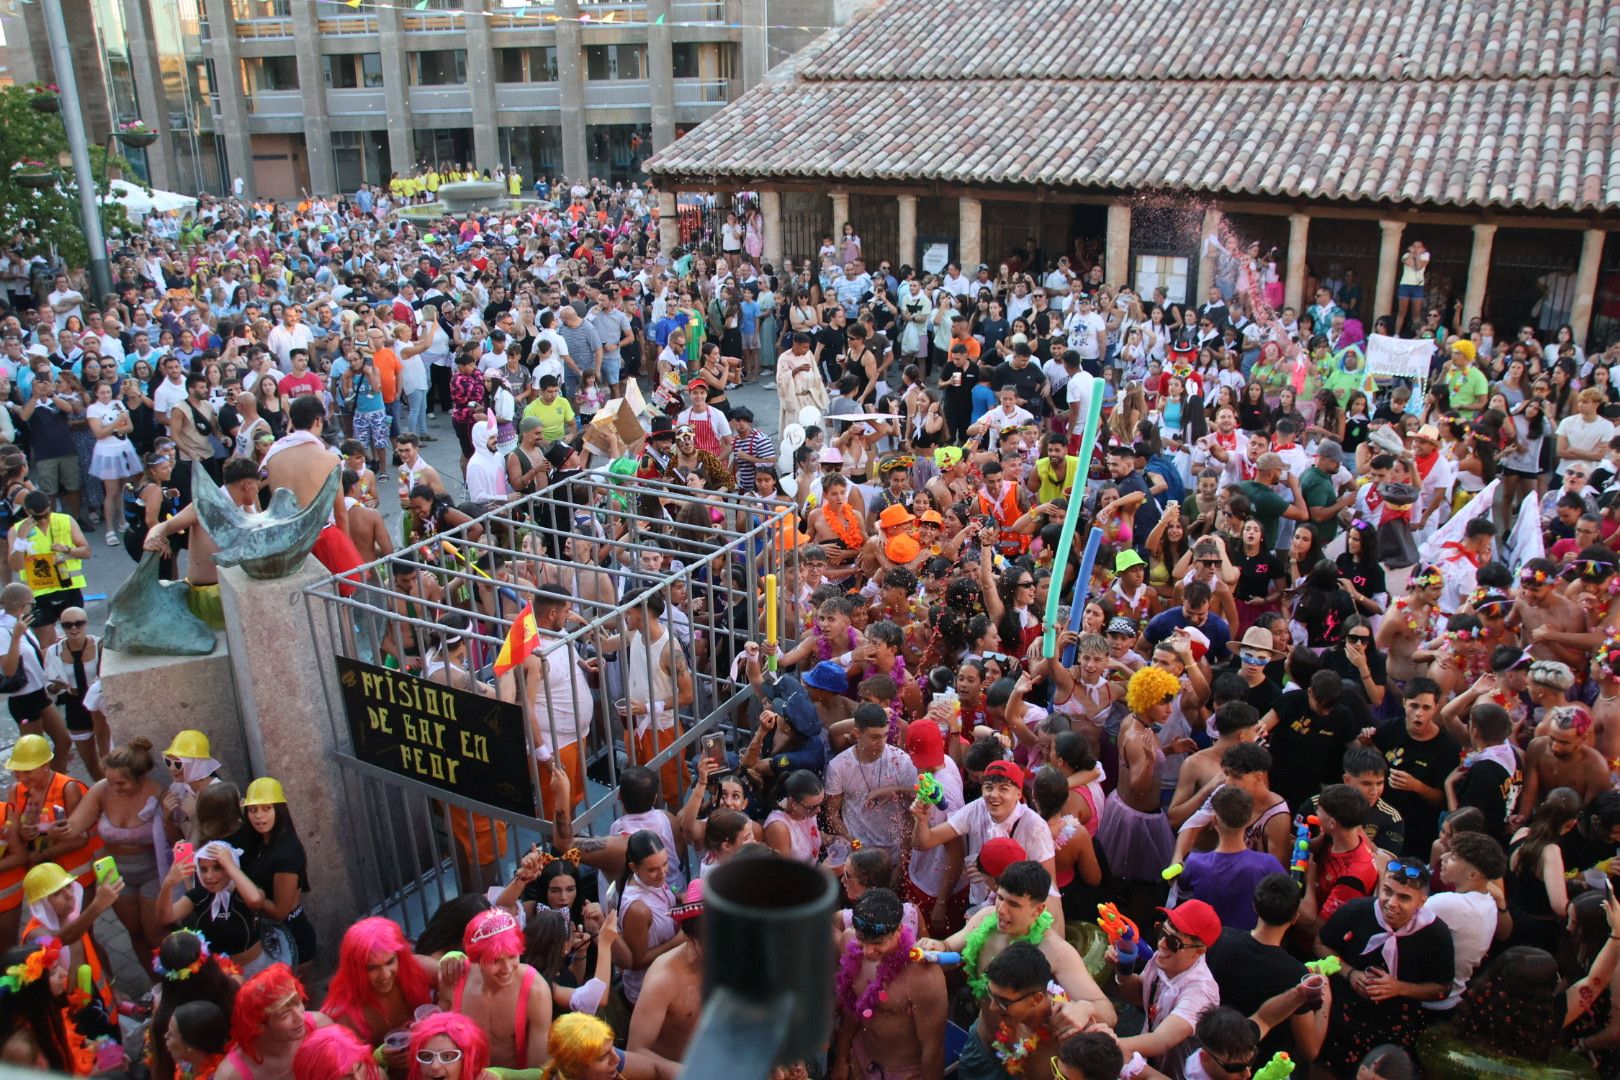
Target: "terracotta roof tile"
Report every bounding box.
[648,76,1620,212]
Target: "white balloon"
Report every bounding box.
[782,422,805,450]
[798,405,823,428]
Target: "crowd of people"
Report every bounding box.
[0,176,1618,1080]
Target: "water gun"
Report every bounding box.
[1161,863,1183,882]
[1097,903,1153,970]
[1253,1052,1294,1080]
[915,773,944,807]
[1304,956,1341,977]
[1290,815,1319,884]
[908,946,962,966]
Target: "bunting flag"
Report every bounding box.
[493,602,540,676]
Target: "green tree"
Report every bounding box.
[0,85,139,269]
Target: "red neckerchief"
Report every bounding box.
[1272,438,1296,453]
[1214,430,1237,451]
[1441,541,1483,568]
[1415,449,1439,481]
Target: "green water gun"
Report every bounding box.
[1304,956,1341,977]
[1253,1052,1294,1080]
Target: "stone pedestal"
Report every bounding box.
[1463,223,1497,324]
[1284,213,1310,312]
[897,194,917,270]
[1105,203,1132,287]
[1373,220,1405,325]
[100,636,247,779]
[657,191,680,258]
[762,189,783,269]
[219,559,363,966]
[959,197,982,273]
[1572,228,1606,345]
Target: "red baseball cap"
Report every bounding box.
[1157,900,1221,947]
[977,837,1027,878]
[982,759,1025,789]
[906,722,945,771]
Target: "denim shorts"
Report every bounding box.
[600,354,621,384]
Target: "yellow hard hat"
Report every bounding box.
[242,777,286,807]
[23,862,72,907]
[6,735,53,773]
[163,730,212,760]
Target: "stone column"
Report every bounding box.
[647,0,675,152]
[121,0,176,191]
[829,192,850,244]
[1462,223,1497,325]
[1571,228,1609,346]
[658,190,679,256]
[1284,212,1310,312]
[291,1,337,194]
[377,1,416,174]
[1194,207,1220,302]
[556,0,588,181]
[218,560,363,958]
[1373,219,1405,326]
[1105,203,1131,287]
[897,194,917,270]
[959,196,981,273]
[464,0,500,171]
[203,0,254,198]
[761,189,783,269]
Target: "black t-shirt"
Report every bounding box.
[1205,928,1308,1060]
[240,827,310,895]
[815,326,847,377]
[1321,897,1454,983]
[1114,470,1162,541]
[1457,755,1520,844]
[1266,688,1356,811]
[1372,720,1461,858]
[183,885,261,957]
[1234,549,1284,602]
[1335,552,1386,601]
[1319,644,1387,697]
[939,362,980,416]
[989,360,1047,416]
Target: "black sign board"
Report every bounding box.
[335,656,536,817]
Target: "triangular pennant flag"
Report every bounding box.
[654,11,665,21]
[345,0,362,8]
[415,0,429,7]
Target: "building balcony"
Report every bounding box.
[497,83,563,111]
[317,14,379,35]
[327,88,389,117]
[583,80,650,108]
[672,77,730,106]
[235,16,292,41]
[245,89,304,117]
[671,0,724,23]
[408,85,473,114]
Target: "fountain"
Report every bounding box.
[393,179,548,225]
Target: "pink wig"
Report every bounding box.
[463,908,523,964]
[407,1012,489,1080]
[231,963,306,1063]
[294,1025,380,1080]
[319,917,433,1038]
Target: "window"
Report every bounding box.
[410,50,467,85]
[246,55,299,91]
[496,46,556,83]
[585,44,645,80]
[1134,255,1190,306]
[324,53,383,88]
[671,42,700,80]
[361,53,383,87]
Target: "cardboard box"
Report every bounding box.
[584,394,646,456]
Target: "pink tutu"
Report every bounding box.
[1096,792,1173,882]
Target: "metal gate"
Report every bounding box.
[303,470,796,934]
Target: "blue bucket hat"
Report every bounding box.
[765,675,822,738]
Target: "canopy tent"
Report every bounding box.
[104,179,197,223]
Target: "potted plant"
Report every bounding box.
[26,82,59,113]
[11,161,56,189]
[116,119,159,148]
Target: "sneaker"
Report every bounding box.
[761,378,775,390]
[105,531,118,547]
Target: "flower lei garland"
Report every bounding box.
[816,625,860,663]
[885,655,909,744]
[0,938,60,996]
[151,929,236,982]
[835,925,915,1020]
[961,911,1054,999]
[991,986,1069,1075]
[1392,595,1436,638]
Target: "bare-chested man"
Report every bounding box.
[1591,649,1620,766]
[1422,614,1490,700]
[627,881,705,1069]
[1168,701,1259,830]
[264,395,359,586]
[1377,565,1443,686]
[1509,558,1590,668]
[439,908,551,1069]
[1521,706,1612,820]
[829,888,947,1080]
[343,470,392,565]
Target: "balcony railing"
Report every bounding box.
[245,88,303,117]
[235,16,292,40]
[496,83,563,110]
[327,88,388,116]
[671,0,724,22]
[407,85,473,113]
[672,77,729,106]
[401,12,465,32]
[583,80,650,108]
[317,14,378,34]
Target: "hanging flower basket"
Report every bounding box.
[116,121,158,148]
[26,84,60,113]
[13,169,56,189]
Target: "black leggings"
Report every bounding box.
[430,363,453,414]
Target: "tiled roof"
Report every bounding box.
[647,0,1620,212]
[794,0,1620,84]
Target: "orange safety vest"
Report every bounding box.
[978,482,1032,556]
[21,914,114,1014]
[8,773,103,889]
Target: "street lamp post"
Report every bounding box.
[40,0,113,301]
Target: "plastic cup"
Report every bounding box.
[384,1030,411,1052]
[1301,973,1326,1009]
[413,1005,441,1024]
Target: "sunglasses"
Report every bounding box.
[60,620,86,629]
[1198,559,1220,567]
[1385,859,1430,886]
[1347,633,1371,644]
[1016,580,1035,588]
[987,987,1040,1012]
[415,1050,463,1065]
[1154,920,1199,952]
[164,756,185,769]
[1205,1051,1257,1075]
[1239,652,1271,666]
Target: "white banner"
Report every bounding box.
[1507,490,1545,569]
[1419,480,1497,564]
[1365,334,1436,379]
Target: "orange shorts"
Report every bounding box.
[312,523,363,597]
[635,725,684,808]
[540,741,585,822]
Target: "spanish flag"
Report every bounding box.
[494,602,540,675]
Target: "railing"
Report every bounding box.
[317,14,379,34]
[583,79,650,108]
[235,16,292,39]
[246,88,304,117]
[402,12,465,31]
[407,84,473,113]
[579,1,649,23]
[327,87,389,116]
[673,77,730,106]
[496,83,563,110]
[672,0,724,22]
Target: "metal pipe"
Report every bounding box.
[40,0,112,301]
